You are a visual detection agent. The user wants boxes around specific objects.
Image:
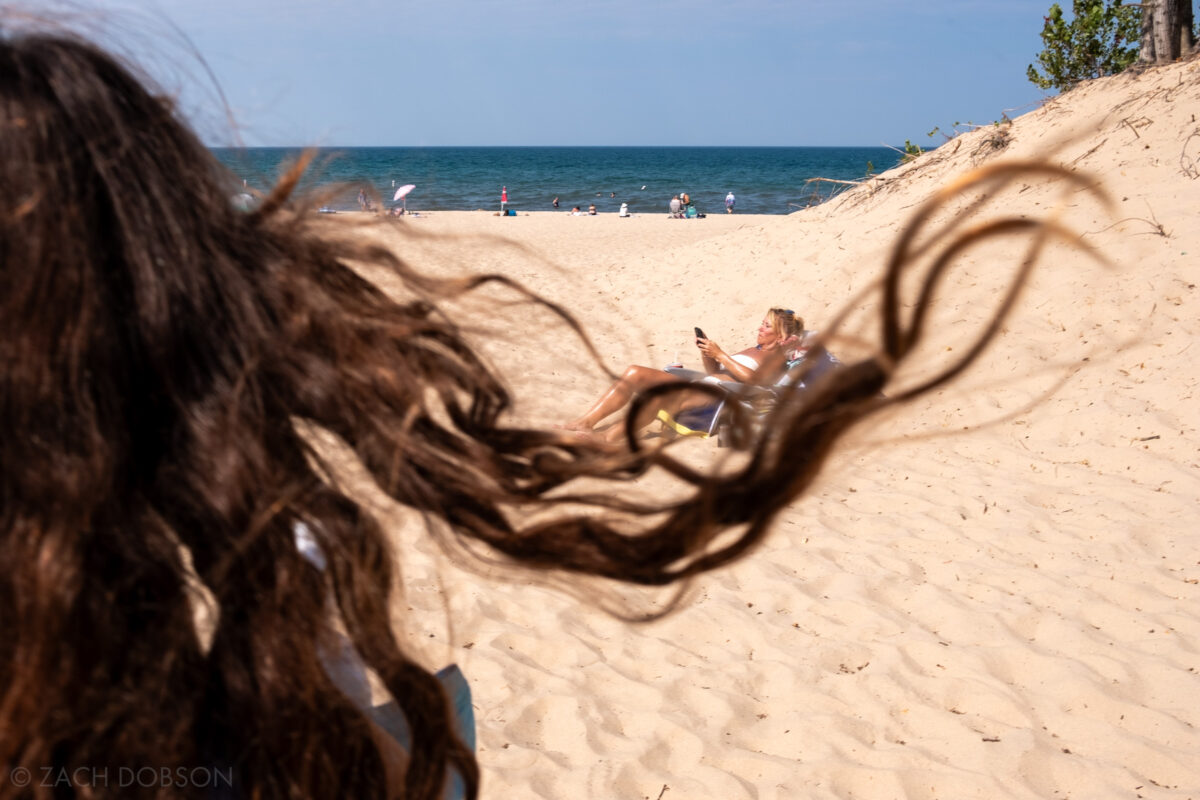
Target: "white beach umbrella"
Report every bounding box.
[393,183,415,211]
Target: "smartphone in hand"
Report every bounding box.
[694,327,707,341]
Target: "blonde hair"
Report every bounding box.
[767,308,804,341]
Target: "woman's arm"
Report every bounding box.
[698,338,722,376]
[697,339,759,383]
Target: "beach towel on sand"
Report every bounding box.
[656,404,720,437]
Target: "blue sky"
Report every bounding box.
[50,0,1058,147]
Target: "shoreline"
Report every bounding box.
[214,144,893,217]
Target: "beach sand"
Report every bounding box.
[332,58,1200,799]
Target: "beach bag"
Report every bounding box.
[506,209,517,216]
[686,205,697,218]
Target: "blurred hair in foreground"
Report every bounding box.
[0,18,1106,800]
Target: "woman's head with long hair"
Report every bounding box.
[1,28,486,799]
[0,23,1102,800]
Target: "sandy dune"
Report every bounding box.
[338,57,1200,799]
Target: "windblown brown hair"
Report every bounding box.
[0,26,1100,800]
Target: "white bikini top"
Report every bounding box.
[730,353,759,369]
[701,352,761,383]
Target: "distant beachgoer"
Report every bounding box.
[501,186,508,213]
[725,191,736,213]
[587,203,597,215]
[619,202,629,217]
[681,192,690,207]
[357,188,367,211]
[553,196,559,208]
[669,195,682,217]
[610,192,615,198]
[571,206,583,215]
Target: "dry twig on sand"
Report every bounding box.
[788,177,867,210]
[1085,200,1170,238]
[971,125,1013,163]
[1180,130,1200,179]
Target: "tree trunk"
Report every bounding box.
[1139,0,1196,63]
[1178,0,1196,54]
[1186,1,1199,54]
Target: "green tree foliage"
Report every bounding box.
[1027,0,1141,90]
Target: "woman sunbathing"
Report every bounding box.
[563,308,804,440]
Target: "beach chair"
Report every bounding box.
[366,664,476,753]
[365,663,476,800]
[298,521,476,798]
[656,345,842,447]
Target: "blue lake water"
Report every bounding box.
[212,146,902,216]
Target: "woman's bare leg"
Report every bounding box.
[601,387,718,445]
[564,365,678,431]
